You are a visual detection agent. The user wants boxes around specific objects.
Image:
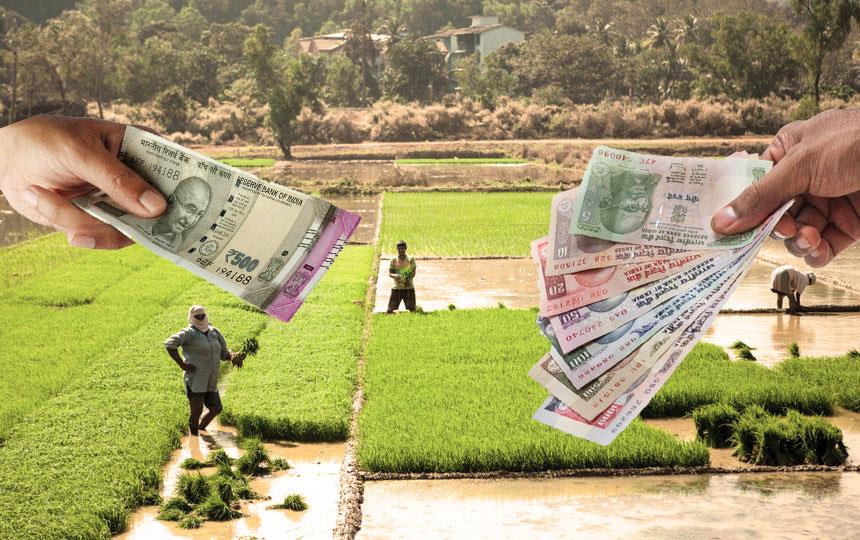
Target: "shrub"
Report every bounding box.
[693,403,740,448]
[788,342,800,358]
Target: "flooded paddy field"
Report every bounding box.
[119,420,344,540]
[359,471,860,538]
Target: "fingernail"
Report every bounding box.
[770,230,791,241]
[22,188,38,208]
[810,249,820,258]
[712,206,738,231]
[69,234,96,249]
[139,190,164,213]
[796,236,811,251]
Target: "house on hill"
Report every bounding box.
[428,15,525,70]
[296,32,391,74]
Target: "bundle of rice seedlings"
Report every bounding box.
[214,462,240,480]
[736,346,757,361]
[748,417,802,466]
[205,448,234,467]
[97,505,130,535]
[177,472,210,504]
[848,349,860,359]
[231,476,257,500]
[731,405,771,461]
[236,438,269,476]
[208,475,237,504]
[178,514,203,529]
[133,467,163,506]
[161,496,192,513]
[156,508,186,522]
[788,342,800,358]
[270,457,291,471]
[693,403,740,448]
[242,337,260,355]
[787,411,848,466]
[181,457,208,470]
[730,340,751,350]
[196,494,242,521]
[269,494,308,511]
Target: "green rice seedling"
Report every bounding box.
[498,302,507,309]
[380,192,553,257]
[222,247,373,441]
[132,467,162,506]
[195,493,242,521]
[236,438,269,476]
[788,342,800,358]
[786,411,848,466]
[736,346,757,361]
[157,508,187,522]
[214,462,240,480]
[219,158,276,168]
[179,514,204,529]
[209,475,237,504]
[778,355,860,412]
[242,337,260,356]
[177,473,210,504]
[230,476,258,500]
[448,303,456,310]
[848,349,860,359]
[206,448,234,467]
[136,488,162,507]
[97,505,130,535]
[730,340,751,350]
[395,157,530,165]
[692,403,740,448]
[0,234,85,290]
[269,494,308,511]
[181,457,208,470]
[161,496,192,513]
[749,417,802,466]
[270,457,292,471]
[359,309,710,472]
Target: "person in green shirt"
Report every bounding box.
[387,240,417,313]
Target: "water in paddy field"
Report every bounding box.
[324,194,381,245]
[359,472,860,538]
[0,195,53,246]
[117,420,343,540]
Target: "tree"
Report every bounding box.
[323,54,364,106]
[343,0,380,104]
[693,14,800,99]
[244,24,321,159]
[380,36,448,103]
[792,0,859,103]
[453,54,514,108]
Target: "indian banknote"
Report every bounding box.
[531,256,745,420]
[533,236,705,317]
[73,127,360,323]
[546,187,707,276]
[532,201,792,444]
[569,146,772,249]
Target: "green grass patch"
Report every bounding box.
[643,343,833,418]
[358,309,709,473]
[221,246,374,441]
[379,192,553,257]
[0,233,86,290]
[778,354,860,412]
[395,157,529,165]
[219,158,277,168]
[0,303,267,539]
[269,494,308,511]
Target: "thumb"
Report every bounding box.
[67,139,167,218]
[711,152,807,235]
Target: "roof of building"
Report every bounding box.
[297,32,391,54]
[428,24,506,38]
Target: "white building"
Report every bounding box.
[428,15,525,70]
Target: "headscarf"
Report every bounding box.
[188,305,211,332]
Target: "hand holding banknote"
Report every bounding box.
[712,108,860,268]
[0,116,167,249]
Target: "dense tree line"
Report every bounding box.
[2,0,860,156]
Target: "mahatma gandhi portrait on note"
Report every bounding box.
[597,167,660,235]
[124,176,212,252]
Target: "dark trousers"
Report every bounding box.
[387,288,416,313]
[186,384,223,435]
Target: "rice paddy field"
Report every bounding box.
[379,192,553,257]
[4,169,860,537]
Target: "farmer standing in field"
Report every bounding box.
[770,265,816,313]
[165,305,244,436]
[387,240,417,313]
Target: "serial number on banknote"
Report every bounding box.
[150,163,181,181]
[216,266,253,285]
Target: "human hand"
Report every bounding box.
[0,116,167,249]
[711,108,860,267]
[230,351,246,368]
[182,362,196,373]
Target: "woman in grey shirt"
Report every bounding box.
[165,305,240,436]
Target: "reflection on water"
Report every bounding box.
[325,195,380,244]
[703,313,860,366]
[0,195,52,247]
[374,258,537,312]
[360,472,860,538]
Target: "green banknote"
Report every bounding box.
[570,146,771,249]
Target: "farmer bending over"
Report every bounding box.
[165,305,243,436]
[387,240,417,313]
[770,265,816,313]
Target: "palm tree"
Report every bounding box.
[586,17,614,46]
[675,15,699,45]
[645,17,674,51]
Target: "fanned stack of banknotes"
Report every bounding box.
[73,127,359,323]
[530,146,792,445]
